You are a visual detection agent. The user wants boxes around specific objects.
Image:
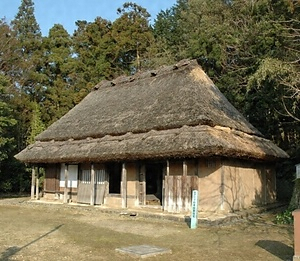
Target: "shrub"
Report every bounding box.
[275,209,293,224]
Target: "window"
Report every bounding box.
[95,169,108,184]
[81,170,91,184]
[59,164,78,188]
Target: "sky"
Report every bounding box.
[0,0,178,36]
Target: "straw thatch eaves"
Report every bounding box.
[15,60,288,164]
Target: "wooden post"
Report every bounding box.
[31,167,36,200]
[121,163,127,208]
[220,164,225,211]
[139,164,146,206]
[293,210,300,261]
[135,164,140,207]
[90,163,95,206]
[35,167,39,200]
[166,160,170,176]
[164,160,170,211]
[64,164,69,204]
[183,160,187,176]
[162,163,166,210]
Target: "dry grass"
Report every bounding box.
[0,197,294,261]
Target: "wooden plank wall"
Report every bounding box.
[44,164,59,192]
[165,176,198,213]
[77,169,91,204]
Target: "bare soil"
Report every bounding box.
[0,197,294,261]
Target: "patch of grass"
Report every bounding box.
[274,209,293,224]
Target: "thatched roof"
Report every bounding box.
[15,60,288,163]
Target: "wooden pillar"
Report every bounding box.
[164,160,170,211]
[31,167,36,199]
[166,160,170,176]
[263,167,267,205]
[220,163,225,211]
[90,163,95,206]
[183,160,187,176]
[139,164,146,206]
[63,164,69,203]
[35,167,39,200]
[293,210,300,260]
[121,163,127,208]
[135,164,140,206]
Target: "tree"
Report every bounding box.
[42,24,78,124]
[112,2,154,73]
[0,75,20,193]
[11,0,44,101]
[10,0,44,152]
[153,0,189,63]
[73,17,115,92]
[0,76,17,162]
[26,101,45,145]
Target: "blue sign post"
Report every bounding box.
[190,190,199,229]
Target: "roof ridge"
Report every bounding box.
[93,59,195,91]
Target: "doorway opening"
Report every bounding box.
[107,162,122,194]
[145,162,163,206]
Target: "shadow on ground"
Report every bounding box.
[256,240,293,261]
[0,224,63,261]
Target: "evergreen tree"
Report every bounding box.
[26,101,45,145]
[42,24,78,124]
[153,0,189,63]
[11,0,44,102]
[10,0,44,151]
[112,2,154,73]
[0,76,17,162]
[0,75,20,193]
[73,17,115,92]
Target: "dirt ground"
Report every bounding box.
[0,196,294,261]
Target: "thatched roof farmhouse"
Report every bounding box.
[15,59,288,213]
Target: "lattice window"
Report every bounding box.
[95,169,108,184]
[81,170,91,184]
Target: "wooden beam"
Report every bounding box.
[31,167,35,200]
[121,163,127,208]
[35,167,39,200]
[90,163,95,206]
[63,164,69,204]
